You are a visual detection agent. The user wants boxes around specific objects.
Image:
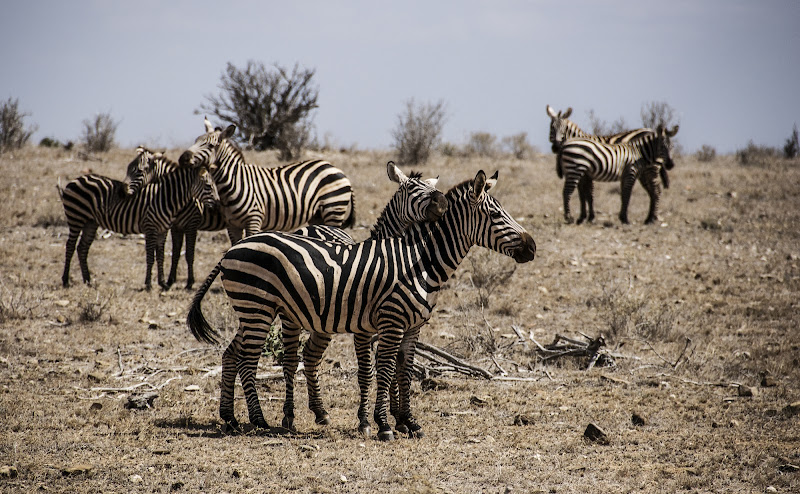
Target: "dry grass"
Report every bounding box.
[1,146,799,493]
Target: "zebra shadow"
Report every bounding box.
[154,418,328,439]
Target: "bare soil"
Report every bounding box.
[1,146,798,493]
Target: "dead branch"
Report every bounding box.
[531,332,614,369]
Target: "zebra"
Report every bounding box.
[123,146,228,289]
[60,147,218,290]
[546,105,675,223]
[557,124,678,225]
[186,159,446,436]
[187,169,536,441]
[178,118,355,243]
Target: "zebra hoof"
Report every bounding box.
[359,424,372,437]
[377,428,395,442]
[281,416,295,432]
[314,412,331,426]
[253,418,271,430]
[395,423,409,435]
[221,419,242,435]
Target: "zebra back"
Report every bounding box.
[180,121,355,237]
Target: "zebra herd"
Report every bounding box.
[58,110,676,440]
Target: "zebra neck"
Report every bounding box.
[405,207,472,291]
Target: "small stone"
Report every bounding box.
[0,465,18,479]
[130,474,143,483]
[170,481,184,491]
[89,402,103,411]
[783,401,800,416]
[760,372,777,387]
[737,385,755,397]
[125,392,158,410]
[421,378,447,391]
[765,487,777,493]
[470,396,489,406]
[513,414,534,426]
[631,412,646,426]
[584,423,609,445]
[184,384,201,392]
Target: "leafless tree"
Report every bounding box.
[640,101,679,130]
[391,98,447,166]
[587,109,627,135]
[0,97,37,154]
[82,112,118,152]
[199,61,318,161]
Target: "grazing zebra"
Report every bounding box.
[179,118,355,243]
[557,124,678,225]
[60,147,217,289]
[187,170,536,441]
[123,147,228,289]
[546,105,675,223]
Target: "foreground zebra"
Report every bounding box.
[546,105,675,223]
[188,170,536,440]
[187,160,446,436]
[557,124,678,224]
[60,147,217,289]
[179,118,355,243]
[124,146,227,289]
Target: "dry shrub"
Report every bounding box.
[502,132,536,160]
[464,132,498,158]
[391,99,447,166]
[82,112,119,152]
[591,282,677,343]
[0,97,36,154]
[696,144,716,162]
[736,140,780,166]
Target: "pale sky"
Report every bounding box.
[2,0,798,154]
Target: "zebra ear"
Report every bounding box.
[204,116,214,133]
[424,176,439,187]
[221,125,236,139]
[387,161,407,184]
[562,107,572,118]
[471,170,487,199]
[484,171,498,191]
[546,105,557,118]
[667,125,679,137]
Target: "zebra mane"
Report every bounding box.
[408,171,422,180]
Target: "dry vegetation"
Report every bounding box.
[1,145,799,493]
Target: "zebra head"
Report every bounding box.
[547,104,573,153]
[179,118,237,170]
[655,125,680,171]
[462,170,536,264]
[190,166,220,215]
[385,161,447,224]
[123,146,157,196]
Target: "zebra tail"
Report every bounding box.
[342,192,357,229]
[187,263,222,345]
[556,152,564,179]
[56,177,64,200]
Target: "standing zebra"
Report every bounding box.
[557,124,678,225]
[60,147,217,289]
[187,170,536,441]
[124,146,228,289]
[546,105,676,223]
[179,118,355,243]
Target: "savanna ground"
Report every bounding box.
[0,144,798,493]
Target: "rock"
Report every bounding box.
[783,401,800,416]
[62,463,94,476]
[631,412,646,426]
[130,474,143,483]
[470,396,489,406]
[0,465,18,479]
[183,384,201,392]
[760,373,777,387]
[513,414,534,426]
[584,423,609,445]
[125,392,158,410]
[737,385,755,397]
[89,402,103,411]
[421,378,447,391]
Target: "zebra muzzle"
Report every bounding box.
[512,232,536,263]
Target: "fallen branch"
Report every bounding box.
[531,332,614,369]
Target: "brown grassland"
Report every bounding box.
[0,145,798,493]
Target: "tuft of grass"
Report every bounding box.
[77,287,112,323]
[592,282,677,342]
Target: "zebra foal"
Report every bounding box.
[179,118,355,243]
[188,170,535,441]
[557,124,678,225]
[60,147,217,289]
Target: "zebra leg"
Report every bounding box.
[576,176,592,225]
[302,332,333,426]
[220,335,243,432]
[155,231,169,290]
[183,228,198,289]
[619,168,638,225]
[143,232,156,291]
[642,168,662,225]
[281,322,303,432]
[166,226,184,289]
[394,326,424,438]
[62,226,81,287]
[374,329,403,441]
[562,177,578,224]
[353,333,375,436]
[226,226,244,245]
[237,325,272,429]
[76,224,97,285]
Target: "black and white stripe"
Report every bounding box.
[60,147,217,289]
[557,125,678,224]
[187,170,536,440]
[179,119,355,243]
